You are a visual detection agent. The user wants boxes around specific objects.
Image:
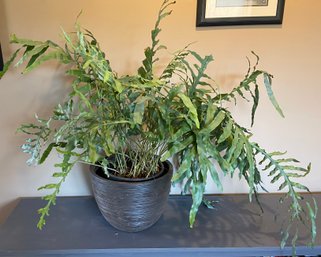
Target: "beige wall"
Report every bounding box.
[1,0,321,223]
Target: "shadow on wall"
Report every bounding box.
[0,199,19,225]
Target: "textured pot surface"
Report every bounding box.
[90,160,173,232]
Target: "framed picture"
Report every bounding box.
[196,0,285,27]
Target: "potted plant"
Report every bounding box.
[0,0,317,251]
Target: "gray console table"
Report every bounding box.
[0,194,320,257]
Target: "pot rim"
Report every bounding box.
[90,160,172,184]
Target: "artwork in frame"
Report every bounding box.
[196,0,285,27]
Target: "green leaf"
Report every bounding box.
[16,44,49,67]
[208,163,223,191]
[172,149,193,182]
[263,73,285,118]
[161,135,194,161]
[278,181,288,191]
[83,59,92,69]
[201,110,225,134]
[10,34,43,46]
[268,167,278,176]
[114,80,124,93]
[205,101,217,126]
[169,123,190,142]
[38,184,57,191]
[0,48,21,79]
[244,140,255,199]
[207,143,231,175]
[103,70,112,83]
[307,198,318,244]
[178,93,200,129]
[277,158,300,163]
[270,151,287,156]
[291,182,309,191]
[89,142,100,163]
[160,48,189,80]
[38,143,58,164]
[251,84,259,126]
[281,230,289,248]
[188,52,214,95]
[72,83,93,112]
[61,28,74,48]
[225,130,239,162]
[189,181,205,227]
[133,96,148,124]
[218,119,233,144]
[23,50,70,73]
[282,165,309,172]
[52,172,65,178]
[271,173,282,183]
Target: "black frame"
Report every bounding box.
[196,0,285,27]
[0,44,3,71]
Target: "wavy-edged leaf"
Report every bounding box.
[201,110,225,134]
[52,172,65,178]
[269,151,287,156]
[178,93,200,129]
[172,149,193,182]
[39,143,60,164]
[281,230,290,249]
[229,137,244,165]
[72,83,93,112]
[133,96,149,125]
[225,129,239,160]
[278,181,288,191]
[277,158,300,164]
[263,73,285,118]
[208,162,223,191]
[133,101,145,124]
[244,140,255,199]
[218,119,233,144]
[23,50,70,73]
[0,48,21,79]
[161,135,194,161]
[207,142,231,175]
[169,123,191,143]
[38,183,57,191]
[291,182,309,191]
[10,34,43,46]
[16,44,49,67]
[161,48,189,80]
[189,181,205,227]
[205,100,217,126]
[271,173,282,183]
[307,198,318,244]
[114,80,124,93]
[251,84,259,126]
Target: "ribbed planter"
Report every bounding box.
[90,160,173,232]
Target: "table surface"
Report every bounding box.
[0,194,320,257]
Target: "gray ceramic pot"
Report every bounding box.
[90,160,173,232]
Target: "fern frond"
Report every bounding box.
[252,143,317,249]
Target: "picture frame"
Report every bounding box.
[196,0,285,27]
[0,44,3,72]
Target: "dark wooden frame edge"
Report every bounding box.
[0,44,3,71]
[196,0,285,27]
